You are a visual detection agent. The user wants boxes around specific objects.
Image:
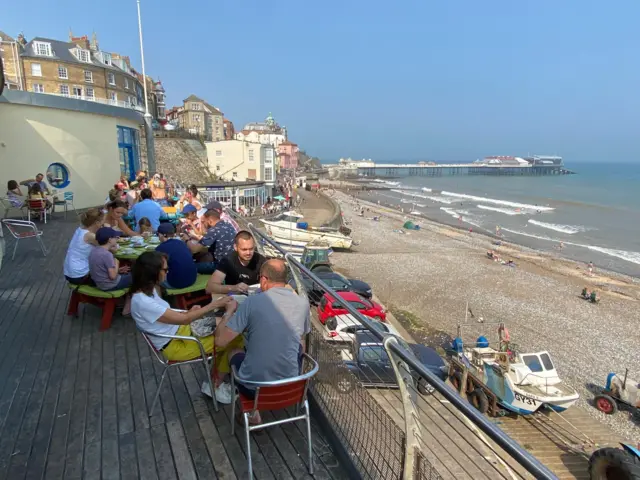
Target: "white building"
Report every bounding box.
[234,112,287,149]
[205,140,275,189]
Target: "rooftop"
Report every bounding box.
[0,217,347,479]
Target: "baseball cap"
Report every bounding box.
[206,200,223,211]
[182,204,197,214]
[157,223,176,235]
[95,227,122,245]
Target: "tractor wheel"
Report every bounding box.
[594,394,619,415]
[468,388,489,414]
[588,447,640,480]
[449,371,463,392]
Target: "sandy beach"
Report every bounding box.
[320,188,640,442]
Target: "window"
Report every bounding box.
[32,83,44,93]
[107,72,115,85]
[214,117,220,124]
[60,84,69,96]
[265,149,274,163]
[124,78,129,89]
[232,172,238,178]
[31,63,42,76]
[73,86,82,97]
[129,96,137,106]
[86,87,94,99]
[46,163,70,188]
[191,103,201,110]
[33,41,52,57]
[215,150,222,157]
[117,126,141,181]
[84,70,93,83]
[58,66,68,79]
[75,48,90,63]
[216,165,221,171]
[248,150,255,162]
[348,301,367,310]
[360,346,388,364]
[192,113,200,122]
[103,52,112,66]
[109,92,117,103]
[522,355,543,373]
[540,353,554,371]
[264,166,273,181]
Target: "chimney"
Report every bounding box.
[90,31,99,51]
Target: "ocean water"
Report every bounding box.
[355,162,640,277]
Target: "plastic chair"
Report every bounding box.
[1,219,47,260]
[53,192,76,218]
[0,197,26,221]
[231,354,319,479]
[140,330,218,416]
[27,199,48,223]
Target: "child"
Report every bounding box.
[178,204,202,238]
[28,182,52,210]
[138,217,153,237]
[89,227,132,313]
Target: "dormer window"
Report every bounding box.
[73,48,91,63]
[33,41,52,57]
[192,103,201,111]
[103,52,112,66]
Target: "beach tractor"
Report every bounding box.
[588,444,640,480]
[301,240,334,273]
[594,369,640,418]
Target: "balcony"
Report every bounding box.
[45,92,145,112]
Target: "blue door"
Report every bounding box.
[117,126,140,181]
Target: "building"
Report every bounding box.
[235,112,287,149]
[277,140,299,170]
[0,30,147,113]
[195,181,269,211]
[167,95,224,141]
[205,139,276,189]
[0,90,144,209]
[223,118,235,140]
[136,74,167,122]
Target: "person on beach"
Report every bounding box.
[587,261,594,276]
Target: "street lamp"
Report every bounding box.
[136,0,156,174]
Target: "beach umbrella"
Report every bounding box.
[274,195,286,201]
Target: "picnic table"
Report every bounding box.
[115,237,159,260]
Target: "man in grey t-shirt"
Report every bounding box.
[214,258,310,423]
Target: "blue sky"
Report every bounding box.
[3,1,639,163]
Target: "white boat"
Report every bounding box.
[261,211,353,249]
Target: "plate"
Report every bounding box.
[145,245,156,250]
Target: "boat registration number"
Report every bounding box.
[514,392,537,406]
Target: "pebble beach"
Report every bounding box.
[322,189,640,442]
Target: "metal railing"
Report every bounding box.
[42,92,145,112]
[237,214,558,480]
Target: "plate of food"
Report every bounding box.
[145,245,157,250]
[119,248,136,255]
[147,236,160,244]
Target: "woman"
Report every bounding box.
[103,199,140,237]
[119,175,130,190]
[6,180,24,208]
[130,251,236,402]
[63,208,104,285]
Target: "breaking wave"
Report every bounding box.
[477,205,525,216]
[528,219,589,235]
[421,187,432,192]
[426,195,456,204]
[440,191,554,211]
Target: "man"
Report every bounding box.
[206,200,240,233]
[20,173,50,195]
[206,231,265,295]
[187,209,236,274]
[213,259,310,422]
[129,188,166,231]
[155,223,197,289]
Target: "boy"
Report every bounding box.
[156,223,198,289]
[89,227,132,292]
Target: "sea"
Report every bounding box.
[351,162,640,278]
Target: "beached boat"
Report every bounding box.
[261,211,353,249]
[450,323,579,415]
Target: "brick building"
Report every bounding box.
[168,94,224,141]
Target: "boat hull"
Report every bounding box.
[262,222,353,249]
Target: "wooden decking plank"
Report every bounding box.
[165,420,198,480]
[246,411,298,480]
[84,328,104,445]
[149,424,177,480]
[114,323,135,435]
[101,435,120,480]
[83,440,102,478]
[118,431,140,480]
[136,332,167,426]
[290,414,347,480]
[125,332,152,431]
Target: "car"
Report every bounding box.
[323,314,400,343]
[289,271,372,304]
[318,292,386,324]
[338,331,449,396]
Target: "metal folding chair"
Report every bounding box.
[1,219,47,260]
[53,192,76,218]
[27,199,48,223]
[139,330,218,416]
[231,354,319,479]
[0,197,26,221]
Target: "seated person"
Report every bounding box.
[89,227,132,292]
[28,182,52,210]
[126,181,139,207]
[138,217,153,237]
[187,209,236,274]
[178,204,203,237]
[104,199,140,237]
[205,200,240,233]
[206,230,265,295]
[130,251,236,400]
[6,180,24,208]
[63,208,104,285]
[213,259,311,422]
[20,173,51,195]
[129,188,165,232]
[590,291,598,303]
[149,173,168,205]
[581,287,589,298]
[155,223,198,290]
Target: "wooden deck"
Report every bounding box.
[0,216,348,480]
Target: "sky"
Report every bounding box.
[3,1,639,163]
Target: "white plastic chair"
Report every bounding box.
[1,219,47,260]
[139,330,218,416]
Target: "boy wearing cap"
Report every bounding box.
[89,227,132,292]
[205,200,240,233]
[155,223,198,289]
[178,203,203,237]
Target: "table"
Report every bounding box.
[115,239,159,260]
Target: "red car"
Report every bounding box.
[317,291,386,324]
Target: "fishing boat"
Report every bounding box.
[450,322,579,415]
[260,211,353,249]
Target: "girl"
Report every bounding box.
[63,208,104,285]
[104,199,141,237]
[138,217,153,237]
[28,182,52,210]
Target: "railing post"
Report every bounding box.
[383,335,421,480]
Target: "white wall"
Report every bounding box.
[0,102,140,209]
[206,140,266,182]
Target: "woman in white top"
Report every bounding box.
[63,208,104,285]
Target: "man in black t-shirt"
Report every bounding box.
[206,230,265,295]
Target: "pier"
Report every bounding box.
[357,163,574,178]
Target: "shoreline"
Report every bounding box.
[320,187,639,443]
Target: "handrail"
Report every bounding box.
[239,213,558,480]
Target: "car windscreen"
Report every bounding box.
[359,346,389,363]
[540,353,554,370]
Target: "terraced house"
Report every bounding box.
[1,31,145,111]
